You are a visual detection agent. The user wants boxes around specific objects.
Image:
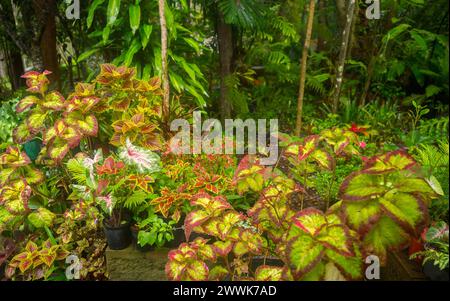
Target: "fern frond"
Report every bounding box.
[124,190,148,209]
[66,158,89,185]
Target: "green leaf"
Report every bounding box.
[255,265,283,281]
[325,249,362,280]
[87,0,105,29]
[77,48,100,63]
[27,208,56,228]
[123,38,141,67]
[209,265,228,280]
[107,0,121,26]
[103,26,111,44]
[129,4,141,35]
[286,234,324,279]
[140,24,153,49]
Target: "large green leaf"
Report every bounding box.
[107,0,121,26]
[129,4,141,35]
[286,234,324,279]
[27,208,55,228]
[87,0,105,28]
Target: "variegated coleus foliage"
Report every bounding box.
[166,173,364,281]
[152,152,236,222]
[14,65,165,163]
[67,143,161,222]
[14,71,101,162]
[0,146,53,231]
[97,64,164,150]
[5,239,69,280]
[232,155,272,195]
[166,192,269,281]
[281,208,363,280]
[337,150,444,263]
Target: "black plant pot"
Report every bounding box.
[423,261,449,281]
[103,221,131,250]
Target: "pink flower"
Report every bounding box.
[359,141,367,149]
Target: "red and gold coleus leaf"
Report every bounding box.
[184,209,210,241]
[65,112,98,136]
[339,172,388,202]
[255,265,283,281]
[362,150,417,174]
[316,224,354,257]
[151,188,191,218]
[286,234,325,279]
[22,165,44,184]
[212,240,234,257]
[42,91,65,111]
[26,107,48,132]
[46,137,70,162]
[165,259,187,281]
[21,70,51,94]
[0,179,31,214]
[96,157,125,175]
[96,64,136,85]
[13,123,34,144]
[127,174,154,192]
[216,211,245,240]
[292,208,327,236]
[0,146,31,167]
[16,95,40,113]
[190,193,232,215]
[285,135,319,161]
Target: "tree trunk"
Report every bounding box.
[217,10,233,120]
[7,46,25,90]
[295,0,316,136]
[331,0,356,113]
[317,0,328,52]
[158,0,170,123]
[33,0,60,87]
[335,0,346,28]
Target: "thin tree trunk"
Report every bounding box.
[332,0,356,113]
[158,0,170,122]
[33,0,60,87]
[7,46,25,90]
[360,54,375,107]
[295,0,316,136]
[317,0,327,52]
[217,10,233,120]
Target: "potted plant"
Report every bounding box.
[410,221,449,281]
[67,140,162,250]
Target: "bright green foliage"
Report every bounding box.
[339,150,443,263]
[284,208,362,281]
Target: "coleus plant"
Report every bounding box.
[13,71,100,162]
[67,140,161,228]
[166,192,267,281]
[281,208,363,281]
[337,150,444,263]
[0,146,47,230]
[232,155,272,195]
[6,239,69,281]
